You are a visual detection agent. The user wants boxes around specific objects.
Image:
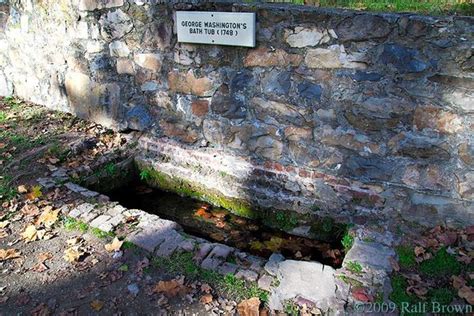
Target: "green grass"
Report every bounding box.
[139,169,151,181]
[63,217,89,233]
[151,251,268,302]
[346,261,363,274]
[341,231,354,252]
[389,274,416,309]
[395,245,416,269]
[265,0,473,16]
[419,247,461,277]
[0,111,6,123]
[91,227,115,239]
[48,141,70,162]
[0,175,16,201]
[63,217,115,239]
[429,287,455,305]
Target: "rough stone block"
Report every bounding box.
[235,269,259,282]
[244,47,302,67]
[257,274,274,291]
[65,182,86,193]
[194,243,214,263]
[218,262,238,275]
[344,240,395,272]
[155,230,184,257]
[89,215,111,229]
[268,260,336,312]
[134,54,161,72]
[201,257,222,271]
[69,203,95,219]
[79,0,124,11]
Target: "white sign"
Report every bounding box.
[176,11,256,47]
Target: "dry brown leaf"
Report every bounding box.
[104,237,123,252]
[17,185,27,194]
[21,204,40,217]
[0,248,21,261]
[0,220,10,228]
[452,275,466,289]
[21,225,38,242]
[0,229,8,239]
[63,246,84,263]
[201,283,212,293]
[36,207,59,228]
[458,286,474,304]
[90,300,104,311]
[237,297,260,316]
[414,246,425,257]
[200,294,213,304]
[153,278,187,298]
[38,252,53,263]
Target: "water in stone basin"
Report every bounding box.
[108,181,345,268]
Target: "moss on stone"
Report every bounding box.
[136,162,257,219]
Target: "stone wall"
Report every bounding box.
[0,0,473,232]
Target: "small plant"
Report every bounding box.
[0,176,16,201]
[389,275,415,309]
[395,245,416,269]
[341,231,354,251]
[429,287,455,305]
[30,185,43,199]
[63,217,89,233]
[419,247,461,277]
[139,169,151,181]
[48,142,70,162]
[0,111,6,123]
[151,251,268,302]
[91,227,115,239]
[104,163,117,176]
[272,211,298,231]
[122,240,138,250]
[284,300,299,316]
[346,261,363,274]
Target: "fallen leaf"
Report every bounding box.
[21,225,38,242]
[26,185,42,201]
[0,248,21,261]
[38,252,53,263]
[0,221,10,228]
[17,185,27,194]
[36,207,59,228]
[414,246,425,257]
[90,300,104,311]
[200,293,213,304]
[201,283,212,293]
[21,204,40,217]
[63,246,84,263]
[452,276,466,289]
[352,288,374,302]
[153,278,187,298]
[104,237,123,252]
[237,297,260,316]
[458,286,474,304]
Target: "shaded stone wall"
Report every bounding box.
[0,0,473,231]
